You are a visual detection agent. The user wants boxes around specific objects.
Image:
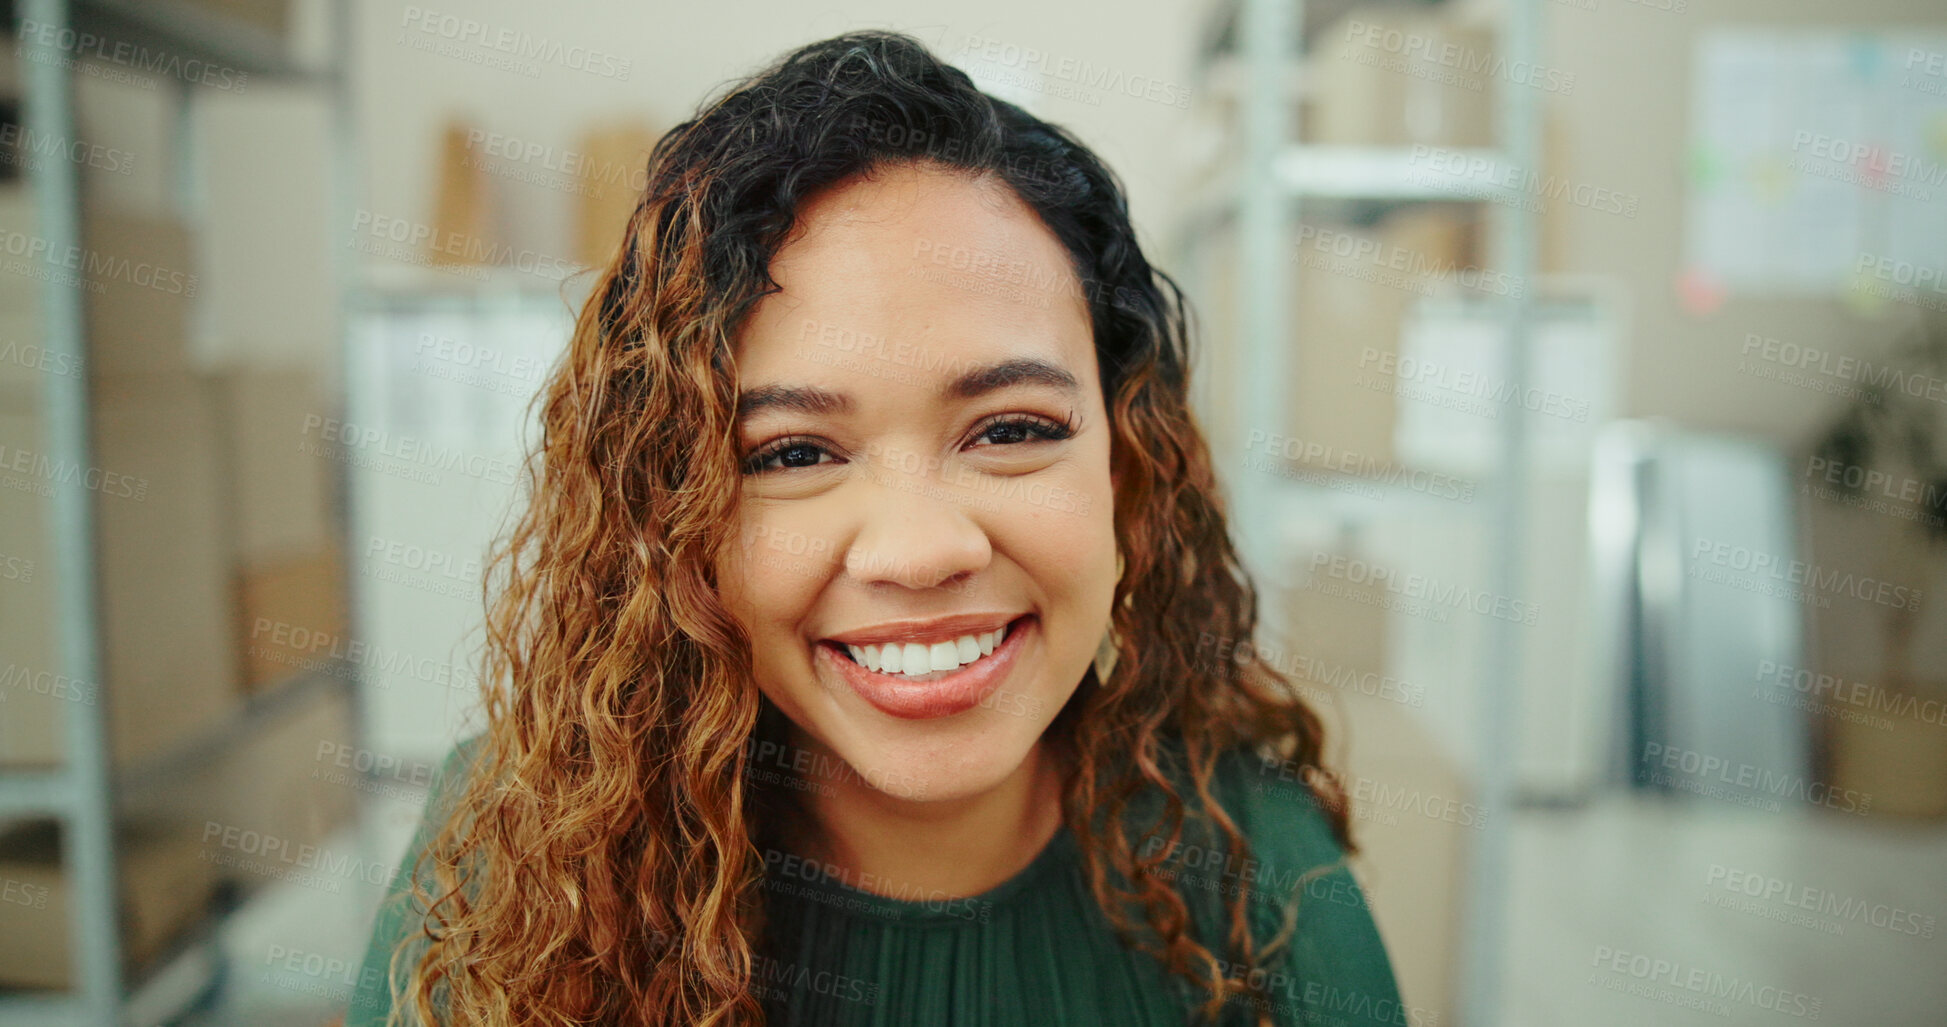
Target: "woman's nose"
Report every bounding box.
[843,475,992,590]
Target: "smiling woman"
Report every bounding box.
[347,30,1401,1027]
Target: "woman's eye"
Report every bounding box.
[971,415,1076,448]
[744,440,838,474]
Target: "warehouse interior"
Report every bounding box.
[1,0,1945,1025]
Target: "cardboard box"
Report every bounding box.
[0,185,57,400]
[1281,552,1390,682]
[1307,10,1495,149]
[72,63,176,218]
[194,90,339,368]
[1825,697,1947,820]
[178,0,291,36]
[92,373,240,769]
[82,213,199,377]
[0,405,69,766]
[1806,489,1947,819]
[0,819,219,990]
[165,675,359,881]
[1287,218,1399,467]
[1286,207,1474,466]
[0,185,42,313]
[575,122,657,269]
[0,308,60,402]
[213,367,337,566]
[431,120,493,269]
[236,545,347,693]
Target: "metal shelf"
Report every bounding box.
[1168,146,1511,263]
[68,0,316,79]
[0,769,77,820]
[0,993,84,1027]
[1192,0,1449,78]
[116,667,352,814]
[0,904,225,1026]
[1179,1,1544,1025]
[0,669,350,821]
[1271,468,1488,524]
[1274,145,1518,201]
[1,0,355,1022]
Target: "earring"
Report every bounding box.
[1092,625,1121,684]
[1093,550,1127,684]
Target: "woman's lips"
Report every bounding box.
[818,616,1032,720]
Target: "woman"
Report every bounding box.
[349,30,1402,1027]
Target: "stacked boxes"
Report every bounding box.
[0,192,351,986]
[213,367,346,692]
[0,820,220,990]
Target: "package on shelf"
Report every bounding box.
[169,675,360,889]
[206,364,347,694]
[0,184,56,399]
[431,120,494,270]
[71,63,176,218]
[212,366,340,566]
[1825,693,1947,820]
[177,0,293,37]
[1281,550,1391,685]
[0,404,69,766]
[1391,294,1616,476]
[1283,206,1477,469]
[1805,486,1947,819]
[82,211,200,377]
[195,88,339,368]
[92,371,241,768]
[1306,8,1497,149]
[576,121,659,269]
[236,542,348,694]
[0,301,54,400]
[0,817,220,990]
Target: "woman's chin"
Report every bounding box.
[833,724,1045,806]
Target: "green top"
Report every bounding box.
[346,740,1403,1026]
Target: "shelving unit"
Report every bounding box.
[1174,1,1544,1024]
[0,1,353,1023]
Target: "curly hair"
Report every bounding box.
[387,29,1351,1027]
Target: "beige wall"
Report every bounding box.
[1543,0,1947,447]
[350,0,1206,279]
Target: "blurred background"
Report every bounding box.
[1,0,1944,1024]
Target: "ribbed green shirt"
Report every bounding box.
[346,740,1404,1026]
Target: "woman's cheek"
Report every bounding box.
[733,507,844,621]
[1008,462,1115,576]
[722,512,802,631]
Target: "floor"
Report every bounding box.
[1504,796,1947,1026]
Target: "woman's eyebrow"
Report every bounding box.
[736,357,1079,419]
[946,358,1080,399]
[737,384,850,419]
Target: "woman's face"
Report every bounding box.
[717,163,1119,806]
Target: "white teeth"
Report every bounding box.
[839,626,1012,677]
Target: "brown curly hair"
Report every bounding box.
[385,29,1351,1027]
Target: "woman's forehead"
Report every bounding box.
[734,165,1095,387]
[768,165,1076,301]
